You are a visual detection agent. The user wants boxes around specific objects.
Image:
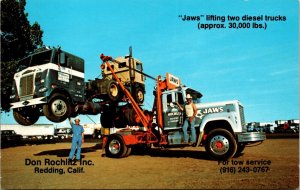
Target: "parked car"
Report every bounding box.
[54,128,72,140]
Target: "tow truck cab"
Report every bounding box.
[162,87,202,131]
[161,86,265,159]
[161,87,244,141]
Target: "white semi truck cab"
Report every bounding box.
[10,47,85,125]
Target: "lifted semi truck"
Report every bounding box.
[10,47,145,125]
[99,53,266,160]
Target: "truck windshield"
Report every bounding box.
[18,50,52,67]
[136,62,142,71]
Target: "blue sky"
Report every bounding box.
[1,0,299,126]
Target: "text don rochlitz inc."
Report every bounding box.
[24,158,94,175]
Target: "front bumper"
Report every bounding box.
[237,132,266,143]
[10,97,46,109]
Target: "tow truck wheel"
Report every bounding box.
[124,146,132,157]
[235,143,246,156]
[205,129,237,160]
[43,93,71,122]
[105,135,128,158]
[13,107,40,126]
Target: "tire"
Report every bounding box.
[124,146,132,157]
[105,134,128,158]
[205,129,237,160]
[43,93,71,122]
[134,87,144,104]
[106,81,119,101]
[235,143,246,156]
[100,111,114,128]
[13,107,40,126]
[132,144,151,155]
[70,104,79,117]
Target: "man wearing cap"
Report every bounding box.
[68,117,84,162]
[176,94,197,145]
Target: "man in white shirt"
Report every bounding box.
[176,94,197,145]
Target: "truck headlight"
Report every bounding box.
[10,94,16,99]
[38,87,47,93]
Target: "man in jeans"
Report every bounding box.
[68,117,84,162]
[176,94,197,145]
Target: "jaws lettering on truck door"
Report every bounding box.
[196,107,224,119]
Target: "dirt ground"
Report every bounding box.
[1,138,299,189]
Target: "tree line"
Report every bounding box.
[1,0,43,111]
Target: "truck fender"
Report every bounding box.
[196,112,237,146]
[47,88,72,103]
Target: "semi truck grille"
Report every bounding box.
[20,75,34,98]
[239,105,246,128]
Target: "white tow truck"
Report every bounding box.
[99,53,266,160]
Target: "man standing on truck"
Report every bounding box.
[68,117,84,162]
[176,94,197,145]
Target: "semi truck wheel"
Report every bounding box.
[100,111,114,128]
[107,81,119,101]
[43,93,71,122]
[205,129,237,160]
[13,107,40,126]
[105,134,128,158]
[134,87,144,104]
